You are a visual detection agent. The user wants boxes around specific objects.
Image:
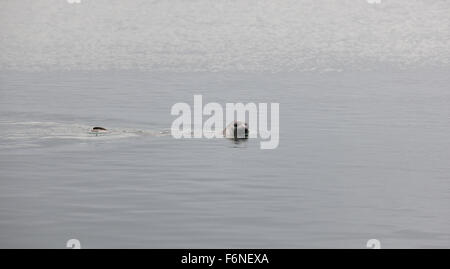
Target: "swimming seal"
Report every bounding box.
[91,127,107,132]
[223,121,249,139]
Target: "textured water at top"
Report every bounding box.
[0,0,449,72]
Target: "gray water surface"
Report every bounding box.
[1,70,449,248]
[1,0,449,248]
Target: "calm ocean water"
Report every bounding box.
[0,0,449,248]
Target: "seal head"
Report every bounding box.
[223,121,249,139]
